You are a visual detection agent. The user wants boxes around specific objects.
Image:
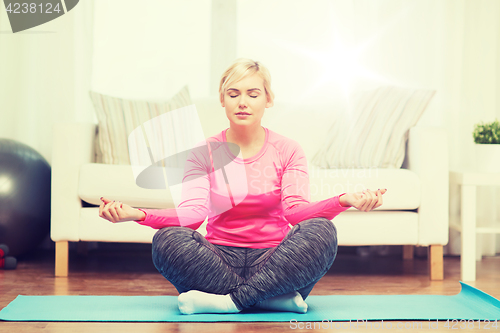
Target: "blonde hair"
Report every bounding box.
[219,58,275,104]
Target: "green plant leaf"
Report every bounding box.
[473,119,500,144]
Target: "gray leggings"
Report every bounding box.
[151,217,337,310]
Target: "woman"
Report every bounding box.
[99,58,387,315]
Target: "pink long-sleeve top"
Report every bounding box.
[135,127,350,248]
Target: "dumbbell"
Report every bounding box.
[0,244,17,270]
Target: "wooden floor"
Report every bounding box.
[1,244,499,332]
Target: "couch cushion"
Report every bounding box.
[311,86,435,169]
[309,166,420,210]
[79,163,420,210]
[79,208,157,243]
[333,211,419,245]
[78,208,418,245]
[79,163,174,208]
[90,86,193,165]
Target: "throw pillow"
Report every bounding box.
[311,85,436,169]
[89,86,192,165]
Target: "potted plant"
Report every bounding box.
[473,119,500,173]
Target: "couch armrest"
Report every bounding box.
[51,122,97,242]
[404,126,449,246]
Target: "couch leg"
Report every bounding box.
[55,241,69,277]
[428,245,443,280]
[403,245,414,260]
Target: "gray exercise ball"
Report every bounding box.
[0,139,51,257]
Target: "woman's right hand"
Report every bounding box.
[99,197,145,223]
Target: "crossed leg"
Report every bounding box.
[151,217,338,314]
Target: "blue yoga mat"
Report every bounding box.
[1,282,499,322]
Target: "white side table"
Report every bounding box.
[449,170,500,281]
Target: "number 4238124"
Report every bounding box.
[5,2,62,14]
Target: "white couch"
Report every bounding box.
[51,97,449,279]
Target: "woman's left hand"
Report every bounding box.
[340,188,387,212]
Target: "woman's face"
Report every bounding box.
[221,73,273,128]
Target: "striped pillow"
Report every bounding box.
[312,86,436,169]
[90,86,192,165]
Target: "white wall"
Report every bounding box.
[235,0,500,169]
[91,0,211,101]
[0,2,77,164]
